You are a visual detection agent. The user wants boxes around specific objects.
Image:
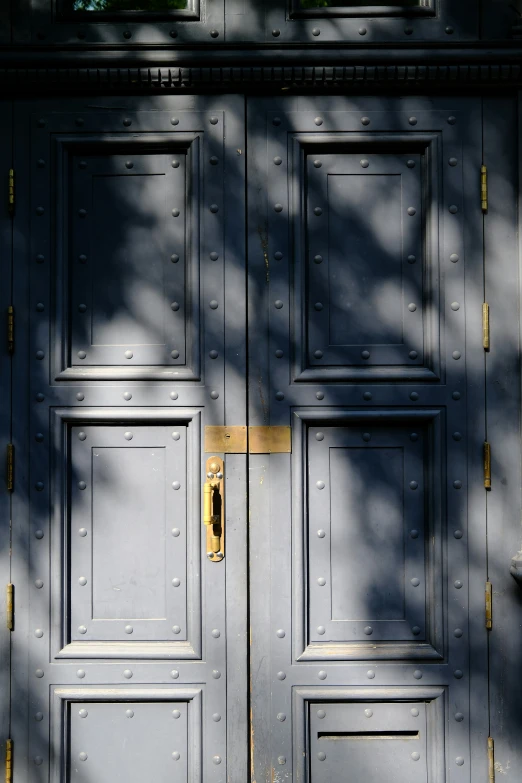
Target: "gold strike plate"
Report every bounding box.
[205,426,247,454]
[248,426,291,454]
[484,442,491,490]
[6,584,13,631]
[485,581,493,629]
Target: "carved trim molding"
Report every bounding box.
[0,62,521,90]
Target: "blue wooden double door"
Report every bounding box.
[5,95,489,781]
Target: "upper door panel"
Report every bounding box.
[13,0,223,44]
[227,0,478,43]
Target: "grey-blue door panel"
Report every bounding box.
[248,96,487,783]
[11,96,246,783]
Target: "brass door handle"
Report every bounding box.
[204,456,224,562]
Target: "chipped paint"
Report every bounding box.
[495,759,511,775]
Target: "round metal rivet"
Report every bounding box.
[314,117,323,126]
[124,625,133,634]
[409,117,418,126]
[317,530,326,538]
[367,670,376,679]
[317,709,326,719]
[453,432,462,441]
[361,117,371,126]
[313,160,322,168]
[274,300,283,309]
[318,671,327,680]
[409,481,418,490]
[314,302,323,311]
[359,27,367,35]
[413,670,423,680]
[171,118,180,128]
[449,205,459,214]
[170,391,178,400]
[124,350,133,359]
[276,629,286,638]
[277,713,286,722]
[412,626,421,635]
[37,119,46,127]
[36,350,45,360]
[452,391,461,400]
[407,207,416,216]
[410,390,419,399]
[451,302,460,311]
[123,116,132,125]
[78,626,87,634]
[36,206,44,216]
[172,481,181,491]
[36,302,44,312]
[35,579,44,588]
[76,669,85,678]
[448,116,457,125]
[450,254,460,263]
[412,752,420,761]
[171,710,181,720]
[171,350,179,360]
[317,577,326,586]
[410,432,419,441]
[275,391,284,401]
[212,629,220,638]
[210,204,219,213]
[172,751,181,760]
[77,351,86,360]
[446,26,454,34]
[79,752,88,761]
[361,350,370,359]
[316,432,324,441]
[35,629,43,638]
[170,254,180,264]
[78,577,87,586]
[316,481,325,490]
[453,480,462,489]
[78,481,86,490]
[210,29,219,37]
[172,208,180,217]
[455,713,464,722]
[272,117,281,125]
[35,530,44,539]
[411,530,419,539]
[35,432,44,442]
[123,391,132,401]
[79,528,87,537]
[408,303,417,312]
[78,208,87,218]
[454,530,463,539]
[365,709,373,718]
[449,157,458,167]
[277,672,286,680]
[316,391,324,400]
[126,709,134,718]
[314,207,323,216]
[172,626,181,634]
[364,626,373,635]
[318,750,327,761]
[411,578,420,587]
[273,157,282,166]
[454,628,463,638]
[314,350,323,359]
[411,708,420,717]
[123,669,133,679]
[213,756,222,765]
[170,301,180,311]
[404,26,413,34]
[313,254,323,264]
[317,626,325,635]
[36,254,45,264]
[407,255,416,263]
[360,159,369,168]
[209,350,219,359]
[312,28,320,36]
[35,669,44,678]
[454,669,464,679]
[454,580,463,589]
[172,578,181,587]
[278,756,286,765]
[406,160,416,168]
[209,252,219,262]
[171,670,179,679]
[76,393,85,402]
[211,390,220,400]
[212,670,221,679]
[169,29,178,37]
[274,204,283,213]
[34,757,43,766]
[363,392,372,401]
[212,713,221,722]
[79,709,88,718]
[172,528,180,537]
[274,251,283,261]
[456,757,465,766]
[36,481,44,491]
[453,350,461,360]
[125,160,133,169]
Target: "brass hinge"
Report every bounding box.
[481,165,488,213]
[5,738,12,783]
[488,736,495,782]
[6,444,13,493]
[483,303,490,351]
[7,307,13,355]
[485,580,493,629]
[8,169,14,217]
[204,425,292,454]
[484,442,491,490]
[6,585,13,631]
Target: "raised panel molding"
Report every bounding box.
[50,408,202,660]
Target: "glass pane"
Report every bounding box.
[70,0,188,10]
[300,0,420,6]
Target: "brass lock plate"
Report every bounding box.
[204,456,224,562]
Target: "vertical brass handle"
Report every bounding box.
[203,456,224,561]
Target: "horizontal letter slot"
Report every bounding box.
[318,731,420,740]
